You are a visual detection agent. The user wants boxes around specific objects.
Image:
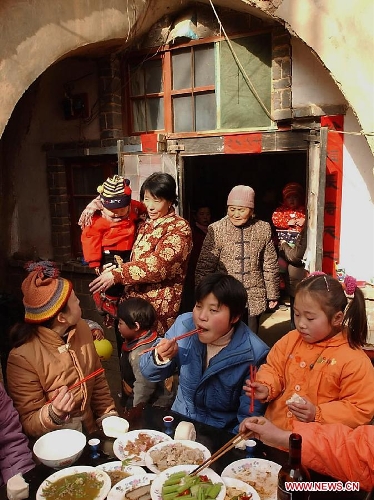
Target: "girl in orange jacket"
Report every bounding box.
[244,273,374,430]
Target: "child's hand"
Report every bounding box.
[243,380,269,402]
[92,328,104,340]
[156,338,178,361]
[287,396,316,422]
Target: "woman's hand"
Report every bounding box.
[243,380,269,402]
[156,338,178,361]
[50,386,75,418]
[287,396,316,422]
[89,271,115,294]
[239,416,290,449]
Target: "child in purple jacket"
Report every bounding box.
[0,382,35,487]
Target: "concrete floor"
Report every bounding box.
[101,305,293,412]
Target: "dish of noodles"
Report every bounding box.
[36,465,111,500]
[145,440,211,473]
[96,462,145,487]
[221,459,281,500]
[113,430,173,466]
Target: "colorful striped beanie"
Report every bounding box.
[97,175,132,210]
[22,261,72,323]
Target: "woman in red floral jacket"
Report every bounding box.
[89,172,192,335]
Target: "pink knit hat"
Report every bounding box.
[227,185,255,208]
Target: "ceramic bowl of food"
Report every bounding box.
[33,429,87,469]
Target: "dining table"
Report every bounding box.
[0,404,369,500]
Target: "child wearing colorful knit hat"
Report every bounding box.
[81,175,147,324]
[6,261,117,438]
[81,175,146,272]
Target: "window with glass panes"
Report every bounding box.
[125,32,271,134]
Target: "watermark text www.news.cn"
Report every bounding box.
[285,482,360,492]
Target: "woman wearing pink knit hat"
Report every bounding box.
[195,185,279,333]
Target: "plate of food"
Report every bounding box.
[221,458,281,500]
[113,430,173,466]
[96,461,145,488]
[145,439,211,473]
[107,473,156,500]
[36,465,111,500]
[222,476,260,500]
[150,464,225,500]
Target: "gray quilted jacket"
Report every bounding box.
[195,216,279,316]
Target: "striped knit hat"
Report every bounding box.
[22,261,72,323]
[97,175,131,210]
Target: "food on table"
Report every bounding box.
[106,469,131,487]
[234,470,276,500]
[224,487,252,500]
[124,484,152,500]
[102,415,129,438]
[174,421,196,441]
[41,472,103,499]
[150,442,205,471]
[161,471,223,500]
[121,433,166,457]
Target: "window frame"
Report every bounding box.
[122,28,273,137]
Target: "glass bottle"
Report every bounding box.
[277,433,311,500]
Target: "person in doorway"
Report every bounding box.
[0,382,35,488]
[7,261,118,438]
[140,273,270,432]
[272,182,305,235]
[243,273,374,431]
[272,182,306,308]
[118,297,174,410]
[89,172,193,336]
[239,416,374,491]
[278,226,308,328]
[180,204,212,312]
[195,185,279,333]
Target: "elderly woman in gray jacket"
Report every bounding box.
[195,185,279,333]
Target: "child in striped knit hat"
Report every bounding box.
[81,175,146,324]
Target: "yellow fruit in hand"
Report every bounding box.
[94,339,113,360]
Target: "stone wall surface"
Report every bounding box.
[0,0,373,154]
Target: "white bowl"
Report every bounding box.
[33,429,87,469]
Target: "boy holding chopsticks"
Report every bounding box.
[140,272,269,432]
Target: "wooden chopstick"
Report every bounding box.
[45,367,105,404]
[190,432,249,476]
[249,365,257,413]
[140,328,203,355]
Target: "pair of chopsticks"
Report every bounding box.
[140,328,203,355]
[45,367,105,404]
[249,365,257,413]
[190,431,250,476]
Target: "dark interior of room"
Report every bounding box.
[182,151,307,225]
